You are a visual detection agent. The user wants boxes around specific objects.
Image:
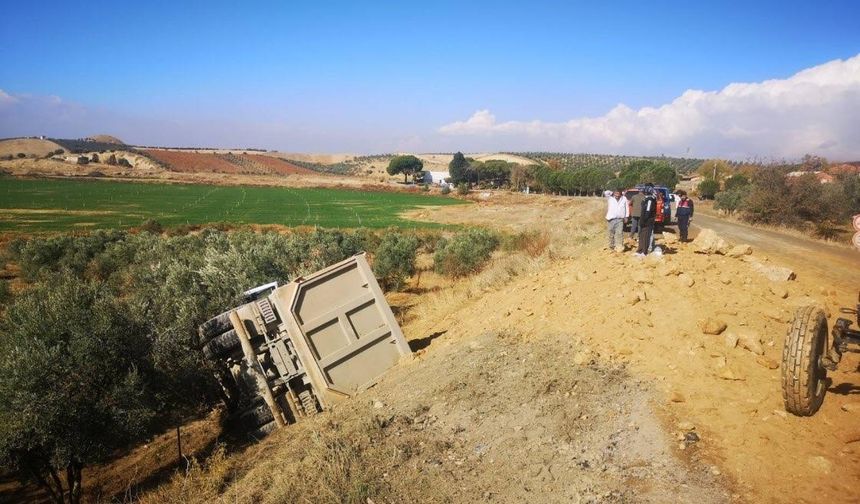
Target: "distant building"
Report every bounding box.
[828,163,860,176]
[422,171,450,185]
[786,171,834,184]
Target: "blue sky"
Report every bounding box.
[1,1,859,158]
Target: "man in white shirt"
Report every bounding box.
[605,189,629,252]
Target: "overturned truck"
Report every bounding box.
[197,253,412,437]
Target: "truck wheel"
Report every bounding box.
[247,421,276,440]
[237,402,274,429]
[782,306,829,416]
[198,310,234,342]
[202,330,240,361]
[299,389,319,416]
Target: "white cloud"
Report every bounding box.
[0,89,19,107]
[438,54,860,160]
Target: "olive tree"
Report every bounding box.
[0,277,154,504]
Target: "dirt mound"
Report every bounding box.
[0,138,64,158]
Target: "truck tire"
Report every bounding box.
[202,330,240,361]
[782,305,829,416]
[247,420,276,440]
[237,402,274,429]
[299,389,318,416]
[198,310,234,342]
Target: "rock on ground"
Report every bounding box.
[699,318,728,335]
[743,257,796,282]
[693,229,730,255]
[727,244,753,257]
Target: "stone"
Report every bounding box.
[627,292,641,305]
[576,271,589,282]
[755,356,780,369]
[719,274,732,285]
[736,330,764,355]
[658,264,681,277]
[573,351,590,365]
[669,391,686,403]
[724,333,739,348]
[699,318,728,335]
[727,244,753,257]
[718,368,744,381]
[662,232,679,245]
[764,309,789,323]
[841,402,860,413]
[678,273,695,287]
[693,229,731,255]
[676,421,695,431]
[744,258,796,282]
[373,400,384,409]
[808,456,832,474]
[769,285,789,299]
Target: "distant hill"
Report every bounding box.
[0,137,65,158]
[88,134,125,145]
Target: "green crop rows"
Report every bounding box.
[0,178,465,232]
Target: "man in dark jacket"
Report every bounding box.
[636,186,657,256]
[676,190,694,242]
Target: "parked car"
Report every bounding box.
[624,185,674,228]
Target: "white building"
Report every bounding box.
[422,171,450,185]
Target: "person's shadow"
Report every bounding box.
[829,382,860,395]
[409,330,447,352]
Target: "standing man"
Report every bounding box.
[605,189,629,252]
[636,186,657,256]
[629,189,644,242]
[676,190,695,242]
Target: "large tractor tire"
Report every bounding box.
[782,306,829,416]
[202,330,241,361]
[198,310,235,342]
[236,402,275,430]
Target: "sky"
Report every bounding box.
[1,0,859,159]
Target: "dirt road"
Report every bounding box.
[692,210,860,295]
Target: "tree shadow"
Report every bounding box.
[409,330,447,352]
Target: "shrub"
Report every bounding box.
[697,178,719,199]
[91,153,100,163]
[16,153,25,158]
[76,156,89,165]
[723,174,749,191]
[118,157,132,168]
[714,188,749,215]
[456,182,470,196]
[107,154,118,165]
[502,230,550,257]
[421,183,430,192]
[139,219,164,234]
[372,231,419,291]
[434,228,499,277]
[440,185,451,195]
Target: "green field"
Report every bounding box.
[0,177,465,232]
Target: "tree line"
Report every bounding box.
[706,160,860,238]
